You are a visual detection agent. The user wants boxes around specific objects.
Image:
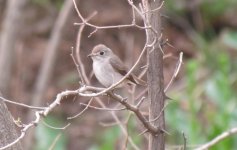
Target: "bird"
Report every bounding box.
[88,44,146,88]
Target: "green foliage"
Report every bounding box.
[126,116,142,149]
[32,0,50,6]
[166,27,237,149]
[32,0,64,10]
[89,126,121,150]
[200,0,237,21]
[35,115,67,150]
[165,1,237,147]
[98,126,120,150]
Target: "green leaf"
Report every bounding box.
[35,115,67,150]
[95,126,120,150]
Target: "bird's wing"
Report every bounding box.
[109,55,136,83]
[109,55,128,76]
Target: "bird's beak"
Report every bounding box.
[87,53,95,57]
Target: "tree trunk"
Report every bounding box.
[143,0,165,150]
[0,100,23,150]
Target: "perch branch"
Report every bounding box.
[80,103,126,111]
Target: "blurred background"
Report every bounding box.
[0,0,237,149]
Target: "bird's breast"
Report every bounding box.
[93,60,124,87]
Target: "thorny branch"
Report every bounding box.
[0,0,183,149]
[1,0,232,149]
[71,1,142,149]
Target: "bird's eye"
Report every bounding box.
[100,51,105,55]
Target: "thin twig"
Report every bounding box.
[183,132,187,150]
[78,39,152,97]
[134,87,148,101]
[80,103,126,111]
[146,102,170,123]
[0,111,41,150]
[127,0,144,19]
[42,120,70,130]
[142,1,164,14]
[70,47,84,85]
[165,52,183,92]
[136,97,146,108]
[74,22,148,30]
[109,92,159,134]
[99,121,123,127]
[0,96,46,110]
[138,129,149,136]
[122,113,132,150]
[73,0,148,31]
[48,134,62,150]
[75,12,97,85]
[72,1,141,149]
[0,1,155,150]
[67,97,94,120]
[194,127,237,150]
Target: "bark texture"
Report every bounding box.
[0,101,22,150]
[144,0,165,150]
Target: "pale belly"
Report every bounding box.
[93,61,124,87]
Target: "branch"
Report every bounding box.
[195,127,237,150]
[0,96,46,110]
[76,85,161,134]
[72,0,161,135]
[164,52,183,92]
[73,0,150,38]
[0,0,166,149]
[0,111,41,150]
[78,40,151,97]
[183,132,187,150]
[67,97,94,120]
[72,2,142,149]
[109,92,160,134]
[74,12,97,85]
[42,120,70,130]
[80,103,126,111]
[0,84,155,149]
[48,134,62,150]
[0,89,78,150]
[146,102,170,123]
